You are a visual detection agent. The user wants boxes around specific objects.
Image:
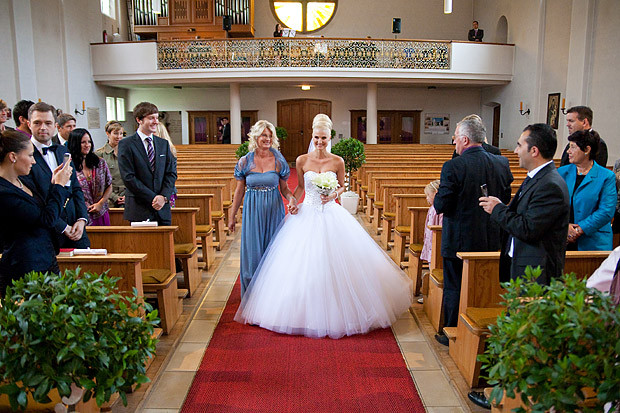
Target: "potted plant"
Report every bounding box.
[0,269,159,412]
[479,266,620,413]
[276,126,288,142]
[235,141,249,159]
[331,138,366,214]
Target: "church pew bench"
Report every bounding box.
[406,206,430,296]
[380,184,427,247]
[86,226,181,334]
[450,250,611,388]
[107,208,202,297]
[176,183,227,250]
[176,193,215,268]
[423,225,443,333]
[58,253,147,298]
[391,194,428,265]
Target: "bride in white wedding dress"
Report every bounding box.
[234,114,413,339]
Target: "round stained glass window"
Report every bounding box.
[271,1,337,33]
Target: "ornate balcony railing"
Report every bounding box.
[157,38,451,70]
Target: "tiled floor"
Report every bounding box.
[124,216,480,412]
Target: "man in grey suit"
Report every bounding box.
[118,102,177,225]
[480,123,570,284]
[433,116,513,345]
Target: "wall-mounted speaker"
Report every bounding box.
[223,16,231,31]
[392,18,401,34]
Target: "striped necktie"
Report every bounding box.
[146,137,155,172]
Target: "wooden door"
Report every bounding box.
[492,105,501,147]
[189,111,212,144]
[395,111,420,144]
[277,99,331,161]
[188,110,258,144]
[350,110,420,144]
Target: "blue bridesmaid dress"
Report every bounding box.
[235,149,290,296]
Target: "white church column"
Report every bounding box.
[366,83,377,144]
[11,0,38,100]
[230,83,241,144]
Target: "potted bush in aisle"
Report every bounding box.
[331,138,366,214]
[0,269,159,412]
[479,266,620,413]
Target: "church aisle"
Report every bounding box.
[137,217,467,412]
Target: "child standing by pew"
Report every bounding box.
[419,180,443,303]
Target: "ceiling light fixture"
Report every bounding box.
[301,85,311,91]
[444,0,452,14]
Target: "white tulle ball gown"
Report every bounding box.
[234,171,414,339]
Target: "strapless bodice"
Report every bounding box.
[303,171,338,209]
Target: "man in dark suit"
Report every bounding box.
[471,123,570,410]
[27,102,90,248]
[468,21,484,42]
[480,123,570,284]
[559,106,607,167]
[221,117,231,144]
[433,116,513,345]
[51,113,76,146]
[118,102,177,225]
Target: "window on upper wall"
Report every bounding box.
[101,0,115,18]
[271,0,337,33]
[115,98,126,122]
[106,97,126,122]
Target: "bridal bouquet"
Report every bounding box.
[311,172,339,196]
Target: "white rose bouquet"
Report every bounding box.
[311,173,339,210]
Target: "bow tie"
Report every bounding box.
[41,145,58,155]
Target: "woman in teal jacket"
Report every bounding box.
[558,130,616,251]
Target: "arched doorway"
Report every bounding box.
[277,99,332,161]
[496,15,508,43]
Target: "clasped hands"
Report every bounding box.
[567,223,583,243]
[152,195,166,211]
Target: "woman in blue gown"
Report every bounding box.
[228,120,296,296]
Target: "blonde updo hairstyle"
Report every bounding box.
[247,120,279,151]
[312,113,333,135]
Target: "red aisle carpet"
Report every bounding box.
[181,281,425,412]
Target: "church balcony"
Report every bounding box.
[90,38,514,87]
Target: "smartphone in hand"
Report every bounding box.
[480,184,488,197]
[63,153,71,167]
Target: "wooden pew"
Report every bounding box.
[424,225,443,333]
[406,206,430,296]
[176,183,227,249]
[450,250,611,388]
[58,253,147,298]
[176,193,215,268]
[391,194,428,265]
[107,208,202,297]
[380,185,426,247]
[86,226,181,334]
